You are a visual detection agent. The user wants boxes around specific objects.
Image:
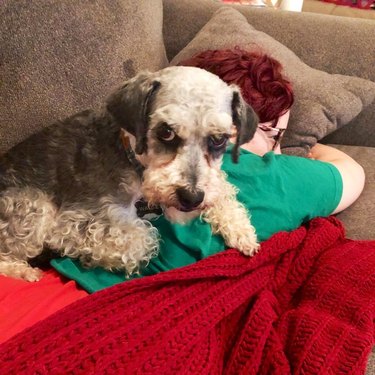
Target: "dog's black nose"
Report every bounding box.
[176,188,205,211]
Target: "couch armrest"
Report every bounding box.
[163,0,375,147]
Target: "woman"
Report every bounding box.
[180,47,364,215]
[50,49,365,291]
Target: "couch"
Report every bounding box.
[0,0,374,372]
[303,0,375,20]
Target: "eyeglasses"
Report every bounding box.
[258,123,286,151]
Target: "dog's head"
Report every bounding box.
[107,66,258,222]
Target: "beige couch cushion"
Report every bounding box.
[303,0,375,20]
[170,7,375,156]
[0,0,168,154]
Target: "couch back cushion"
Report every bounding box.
[0,0,168,153]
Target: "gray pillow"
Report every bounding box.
[170,7,375,156]
[0,0,168,153]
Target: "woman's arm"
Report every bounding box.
[309,144,365,214]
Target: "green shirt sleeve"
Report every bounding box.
[223,149,343,242]
[51,148,343,293]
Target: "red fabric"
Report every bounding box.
[0,217,374,374]
[0,269,88,344]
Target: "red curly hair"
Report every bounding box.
[178,48,294,124]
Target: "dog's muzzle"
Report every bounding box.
[120,129,205,215]
[176,188,205,212]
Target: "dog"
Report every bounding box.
[0,66,259,281]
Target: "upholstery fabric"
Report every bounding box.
[0,0,168,153]
[0,217,374,374]
[333,145,375,240]
[303,0,375,19]
[170,7,375,156]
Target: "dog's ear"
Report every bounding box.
[231,89,258,163]
[106,72,161,154]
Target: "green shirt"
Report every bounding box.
[52,147,343,293]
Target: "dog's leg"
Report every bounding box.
[203,175,259,256]
[82,217,160,274]
[0,188,57,281]
[0,260,42,282]
[47,201,159,275]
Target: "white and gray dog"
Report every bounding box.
[0,66,259,281]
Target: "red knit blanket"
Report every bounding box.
[0,217,374,374]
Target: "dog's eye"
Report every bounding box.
[156,124,176,142]
[208,134,228,150]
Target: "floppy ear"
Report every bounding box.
[106,72,161,154]
[231,89,259,163]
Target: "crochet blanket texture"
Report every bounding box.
[0,217,374,374]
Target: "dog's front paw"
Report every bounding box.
[0,263,43,282]
[23,267,43,282]
[226,229,259,257]
[237,239,260,257]
[202,185,259,257]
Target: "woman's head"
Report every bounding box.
[178,48,294,125]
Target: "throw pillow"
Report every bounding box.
[0,0,168,154]
[170,7,375,156]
